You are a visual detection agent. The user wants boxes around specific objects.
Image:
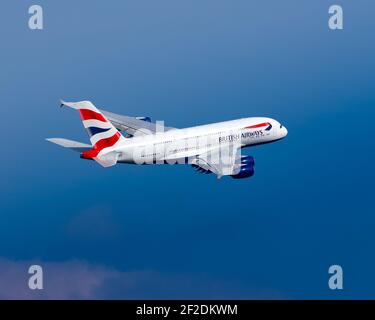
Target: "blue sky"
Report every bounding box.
[0,1,374,299]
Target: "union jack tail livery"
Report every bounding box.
[60,100,125,167]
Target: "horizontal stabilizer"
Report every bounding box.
[46,138,92,153]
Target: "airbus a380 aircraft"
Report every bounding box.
[47,100,287,179]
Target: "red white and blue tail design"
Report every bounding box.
[60,100,125,166]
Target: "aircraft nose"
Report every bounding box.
[281,126,288,138]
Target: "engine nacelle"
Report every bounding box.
[231,155,255,179]
[240,155,255,166]
[136,116,152,123]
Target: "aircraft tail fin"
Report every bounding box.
[60,100,126,150]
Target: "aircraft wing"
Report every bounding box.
[100,109,177,136]
[192,143,242,178]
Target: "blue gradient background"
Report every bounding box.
[0,1,374,299]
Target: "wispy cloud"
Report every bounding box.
[0,257,286,299]
[66,204,121,240]
[0,258,120,299]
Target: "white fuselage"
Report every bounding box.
[103,117,287,165]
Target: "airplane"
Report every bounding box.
[47,100,288,179]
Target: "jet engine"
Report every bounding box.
[231,155,255,179]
